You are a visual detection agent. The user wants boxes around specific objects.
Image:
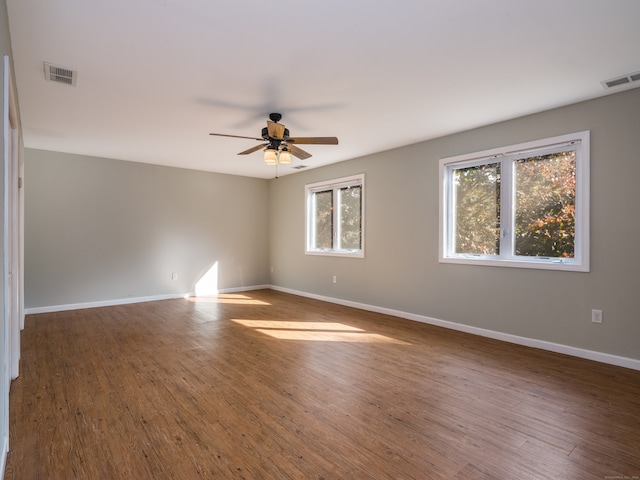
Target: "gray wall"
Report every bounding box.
[25,150,270,308]
[269,87,640,361]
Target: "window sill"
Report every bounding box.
[306,250,364,258]
[439,256,588,272]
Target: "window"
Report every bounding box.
[440,131,589,271]
[306,174,364,257]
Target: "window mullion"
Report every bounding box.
[500,159,514,259]
[309,192,317,250]
[334,188,340,250]
[446,167,456,257]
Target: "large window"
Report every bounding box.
[306,174,364,257]
[439,131,589,271]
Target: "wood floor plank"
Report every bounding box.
[6,289,640,479]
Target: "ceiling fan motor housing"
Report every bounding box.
[262,126,290,142]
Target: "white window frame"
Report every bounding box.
[439,131,590,272]
[305,174,365,257]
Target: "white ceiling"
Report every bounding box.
[6,0,640,179]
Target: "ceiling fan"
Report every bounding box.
[209,113,338,165]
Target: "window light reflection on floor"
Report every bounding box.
[232,319,410,344]
[233,320,363,331]
[188,294,271,306]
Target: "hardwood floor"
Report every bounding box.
[6,289,640,479]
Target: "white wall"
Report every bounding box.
[24,150,270,309]
[269,87,640,363]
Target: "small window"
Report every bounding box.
[306,174,364,257]
[440,131,589,271]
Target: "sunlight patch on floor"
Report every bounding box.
[188,294,271,305]
[232,319,410,344]
[256,329,410,344]
[232,319,363,331]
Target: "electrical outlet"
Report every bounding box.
[172,272,178,281]
[591,309,603,324]
[332,275,337,284]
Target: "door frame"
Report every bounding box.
[3,53,21,469]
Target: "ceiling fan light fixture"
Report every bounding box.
[264,148,278,165]
[278,149,292,164]
[209,113,339,165]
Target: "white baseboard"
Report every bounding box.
[24,293,188,315]
[270,285,640,372]
[215,284,271,294]
[24,285,272,315]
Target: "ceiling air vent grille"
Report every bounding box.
[44,62,77,86]
[601,71,640,90]
[292,165,308,170]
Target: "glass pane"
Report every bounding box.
[313,190,333,249]
[453,163,500,255]
[340,185,362,250]
[514,151,576,258]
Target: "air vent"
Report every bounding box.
[44,62,77,86]
[601,71,640,89]
[292,165,308,170]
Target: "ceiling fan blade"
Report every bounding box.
[287,137,339,145]
[287,144,312,160]
[209,133,263,141]
[267,120,286,140]
[238,144,268,155]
